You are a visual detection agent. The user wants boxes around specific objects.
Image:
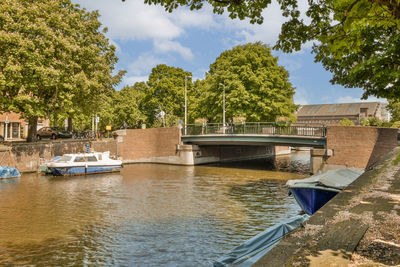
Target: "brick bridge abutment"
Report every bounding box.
[310,126,398,173]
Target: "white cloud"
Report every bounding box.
[76,0,182,41]
[123,75,148,86]
[154,40,194,60]
[128,54,164,76]
[221,0,311,50]
[294,87,309,105]
[171,6,218,29]
[278,57,302,72]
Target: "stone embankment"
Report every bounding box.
[254,147,400,266]
[0,139,116,173]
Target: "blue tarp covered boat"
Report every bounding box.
[286,169,363,215]
[0,166,21,178]
[214,214,310,267]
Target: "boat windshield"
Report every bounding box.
[85,156,98,162]
[74,157,85,162]
[58,156,72,162]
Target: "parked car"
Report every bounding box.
[36,127,73,140]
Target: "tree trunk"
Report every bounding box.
[53,113,58,128]
[67,117,73,132]
[26,117,38,142]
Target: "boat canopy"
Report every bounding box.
[0,166,21,178]
[286,169,363,190]
[213,214,310,267]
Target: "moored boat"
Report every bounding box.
[45,151,122,176]
[0,166,21,179]
[286,169,363,215]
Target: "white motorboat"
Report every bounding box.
[45,151,122,176]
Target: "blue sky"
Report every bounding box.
[74,0,382,105]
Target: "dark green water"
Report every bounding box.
[0,152,308,266]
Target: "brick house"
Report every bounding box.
[296,102,389,125]
[0,112,50,140]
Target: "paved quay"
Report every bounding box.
[254,148,400,267]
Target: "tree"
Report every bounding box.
[141,0,400,98]
[387,98,400,122]
[145,64,192,127]
[0,0,122,141]
[113,82,147,129]
[339,118,355,126]
[196,42,297,122]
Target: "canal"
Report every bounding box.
[0,152,309,266]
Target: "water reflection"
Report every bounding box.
[0,153,308,266]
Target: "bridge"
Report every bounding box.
[181,123,326,147]
[111,124,397,174]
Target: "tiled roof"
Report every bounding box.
[297,102,380,117]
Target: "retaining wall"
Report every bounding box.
[325,126,398,169]
[0,139,117,173]
[114,127,181,163]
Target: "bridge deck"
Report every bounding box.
[182,134,326,147]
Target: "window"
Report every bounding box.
[74,157,85,162]
[59,156,72,162]
[85,156,98,162]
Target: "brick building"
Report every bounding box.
[296,102,389,125]
[0,112,50,140]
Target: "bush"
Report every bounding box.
[339,118,355,126]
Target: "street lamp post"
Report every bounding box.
[184,75,192,135]
[219,83,226,134]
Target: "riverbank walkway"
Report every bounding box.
[254,147,400,266]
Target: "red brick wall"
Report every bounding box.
[117,127,180,160]
[326,126,398,169]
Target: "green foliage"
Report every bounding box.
[142,0,400,99]
[387,98,400,122]
[0,0,123,141]
[145,64,192,127]
[391,121,400,128]
[360,117,392,127]
[142,0,268,24]
[113,83,147,128]
[339,118,355,126]
[393,151,400,166]
[196,42,297,122]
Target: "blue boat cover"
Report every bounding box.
[213,214,310,267]
[0,166,21,178]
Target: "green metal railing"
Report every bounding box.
[182,122,327,137]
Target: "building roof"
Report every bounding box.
[297,102,381,117]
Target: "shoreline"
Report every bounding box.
[254,147,400,266]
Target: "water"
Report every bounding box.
[0,152,309,266]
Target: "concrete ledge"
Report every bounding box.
[254,147,400,266]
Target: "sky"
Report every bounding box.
[74,0,383,105]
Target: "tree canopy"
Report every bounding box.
[145,64,192,126]
[141,0,400,99]
[0,0,122,141]
[113,82,147,128]
[196,42,297,122]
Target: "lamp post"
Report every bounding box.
[185,75,192,135]
[219,83,226,134]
